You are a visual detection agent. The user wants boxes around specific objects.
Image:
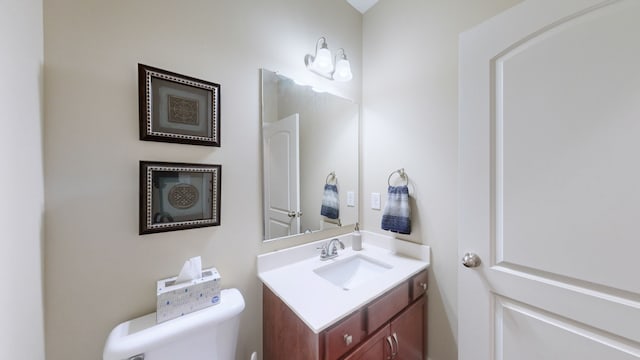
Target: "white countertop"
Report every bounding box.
[257,231,430,333]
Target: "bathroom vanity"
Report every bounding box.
[258,232,430,360]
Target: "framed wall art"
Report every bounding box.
[140,161,221,235]
[138,64,220,146]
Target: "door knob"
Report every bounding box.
[462,252,481,268]
[287,211,296,218]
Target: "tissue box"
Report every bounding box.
[156,267,221,323]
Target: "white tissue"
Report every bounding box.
[175,256,203,284]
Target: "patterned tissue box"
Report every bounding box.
[156,267,221,323]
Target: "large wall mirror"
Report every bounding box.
[261,69,359,241]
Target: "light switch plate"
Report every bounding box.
[347,191,355,207]
[371,192,381,210]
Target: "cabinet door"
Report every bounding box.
[263,286,321,360]
[390,296,425,360]
[343,325,390,360]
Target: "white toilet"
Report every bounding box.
[103,288,245,360]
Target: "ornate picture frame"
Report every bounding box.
[140,161,221,235]
[138,64,220,146]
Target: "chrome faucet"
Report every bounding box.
[318,238,345,260]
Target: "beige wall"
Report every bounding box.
[43,1,361,359]
[361,1,521,359]
[0,0,45,359]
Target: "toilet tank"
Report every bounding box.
[103,288,245,360]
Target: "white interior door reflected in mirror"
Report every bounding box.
[263,114,300,239]
[261,69,359,241]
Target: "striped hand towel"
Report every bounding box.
[381,185,411,234]
[320,184,340,220]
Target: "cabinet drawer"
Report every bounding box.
[410,270,428,301]
[366,282,409,333]
[325,310,365,360]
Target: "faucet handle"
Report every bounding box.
[319,239,344,260]
[316,245,328,257]
[328,238,345,255]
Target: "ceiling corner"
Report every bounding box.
[345,0,379,14]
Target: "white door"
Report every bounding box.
[459,1,640,359]
[263,114,300,239]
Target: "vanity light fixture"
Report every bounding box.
[304,37,353,82]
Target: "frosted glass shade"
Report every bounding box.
[311,47,333,74]
[333,58,353,82]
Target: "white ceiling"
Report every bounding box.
[345,0,379,13]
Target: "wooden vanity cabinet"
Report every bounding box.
[263,269,428,360]
[345,296,425,360]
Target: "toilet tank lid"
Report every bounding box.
[103,288,245,360]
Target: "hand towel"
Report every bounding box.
[320,184,340,220]
[381,185,411,234]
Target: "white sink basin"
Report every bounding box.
[313,254,393,290]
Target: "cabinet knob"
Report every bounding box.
[344,334,353,346]
[419,282,427,290]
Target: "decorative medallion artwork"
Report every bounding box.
[140,161,221,235]
[168,95,199,125]
[138,64,220,147]
[168,183,199,209]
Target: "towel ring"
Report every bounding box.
[326,171,337,185]
[387,168,408,186]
